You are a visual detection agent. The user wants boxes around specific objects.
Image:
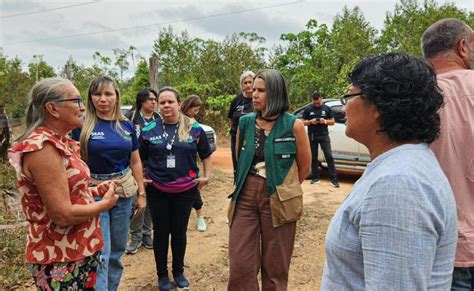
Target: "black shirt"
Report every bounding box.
[302,104,333,136]
[228,94,253,135]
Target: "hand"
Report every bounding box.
[319,118,327,124]
[194,177,209,190]
[96,181,116,197]
[143,178,153,185]
[311,118,318,125]
[134,195,147,217]
[101,183,119,209]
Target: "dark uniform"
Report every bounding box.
[302,104,338,184]
[228,94,253,177]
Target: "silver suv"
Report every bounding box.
[294,99,369,171]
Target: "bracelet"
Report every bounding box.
[138,191,146,197]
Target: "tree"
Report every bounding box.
[378,0,473,57]
[28,54,55,83]
[113,48,130,81]
[129,58,150,102]
[0,56,32,117]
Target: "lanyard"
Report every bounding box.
[140,112,153,125]
[162,121,179,152]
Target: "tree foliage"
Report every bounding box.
[378,0,474,57]
[0,0,472,135]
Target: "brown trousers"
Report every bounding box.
[228,175,297,291]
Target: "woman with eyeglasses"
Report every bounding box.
[8,78,118,289]
[322,53,457,289]
[125,88,159,254]
[78,76,146,291]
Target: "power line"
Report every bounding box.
[1,1,101,19]
[4,1,302,45]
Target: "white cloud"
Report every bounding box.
[1,0,472,70]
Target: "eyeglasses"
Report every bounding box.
[339,92,365,105]
[57,98,84,107]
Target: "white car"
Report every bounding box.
[294,99,369,171]
[121,105,217,152]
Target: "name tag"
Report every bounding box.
[167,155,176,168]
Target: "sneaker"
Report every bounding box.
[173,273,189,290]
[196,216,207,232]
[311,178,320,184]
[158,276,173,291]
[125,240,142,255]
[330,180,340,188]
[142,235,153,249]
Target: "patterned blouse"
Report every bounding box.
[8,127,103,264]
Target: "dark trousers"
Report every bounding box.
[193,190,203,210]
[309,134,337,181]
[231,133,238,180]
[452,267,474,290]
[146,185,196,278]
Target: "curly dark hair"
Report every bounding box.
[348,53,443,144]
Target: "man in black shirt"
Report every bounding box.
[302,92,339,187]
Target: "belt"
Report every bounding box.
[91,167,130,181]
[248,166,265,178]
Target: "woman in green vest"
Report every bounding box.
[227,69,311,290]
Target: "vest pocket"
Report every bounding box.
[274,141,296,159]
[270,162,303,227]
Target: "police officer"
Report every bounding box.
[302,92,339,187]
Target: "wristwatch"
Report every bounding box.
[138,191,146,198]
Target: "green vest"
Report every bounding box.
[230,112,297,201]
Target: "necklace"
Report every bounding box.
[259,114,279,122]
[162,121,179,151]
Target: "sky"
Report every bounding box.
[1,0,473,74]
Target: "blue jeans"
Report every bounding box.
[96,197,132,291]
[452,267,474,290]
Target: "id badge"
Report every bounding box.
[167,155,176,168]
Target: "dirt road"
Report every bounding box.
[119,146,360,290]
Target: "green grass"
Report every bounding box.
[0,160,15,186]
[0,226,31,289]
[0,160,31,289]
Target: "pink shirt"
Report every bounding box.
[430,69,474,267]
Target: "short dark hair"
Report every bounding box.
[311,92,322,99]
[135,87,158,111]
[254,69,289,118]
[348,53,443,144]
[421,18,472,58]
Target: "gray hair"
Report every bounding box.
[421,18,473,58]
[17,78,73,141]
[254,69,289,118]
[239,70,255,90]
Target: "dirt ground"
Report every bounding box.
[118,146,361,290]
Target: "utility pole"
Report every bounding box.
[33,54,44,83]
[149,56,159,91]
